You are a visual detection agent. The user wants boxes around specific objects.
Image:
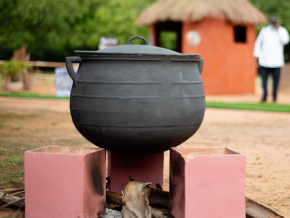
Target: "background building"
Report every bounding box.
[137,0,266,94]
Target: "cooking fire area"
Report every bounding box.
[24,36,247,218]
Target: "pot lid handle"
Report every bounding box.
[126,35,149,45]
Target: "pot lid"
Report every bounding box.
[75,35,199,58]
[98,35,180,55]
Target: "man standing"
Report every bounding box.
[254,16,289,102]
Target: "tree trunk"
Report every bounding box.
[12,45,30,62]
[11,45,31,90]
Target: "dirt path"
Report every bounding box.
[0,96,289,217]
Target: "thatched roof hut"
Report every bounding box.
[137,0,266,26]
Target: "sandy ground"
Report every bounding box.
[0,99,290,217]
[1,67,290,217]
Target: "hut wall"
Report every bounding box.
[182,18,257,95]
[150,25,156,45]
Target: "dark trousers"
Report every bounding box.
[259,66,281,101]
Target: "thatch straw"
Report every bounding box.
[137,0,267,26]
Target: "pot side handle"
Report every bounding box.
[198,59,204,74]
[66,56,81,81]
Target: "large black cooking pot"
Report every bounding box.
[66,36,205,156]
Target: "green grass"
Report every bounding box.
[0,112,38,119]
[0,140,36,184]
[0,110,41,185]
[1,92,290,113]
[0,108,86,186]
[0,92,69,99]
[206,101,290,113]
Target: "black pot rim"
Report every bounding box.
[74,51,200,62]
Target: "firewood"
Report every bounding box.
[0,191,25,208]
[246,197,284,218]
[146,186,169,208]
[106,191,123,206]
[106,186,169,209]
[0,187,24,194]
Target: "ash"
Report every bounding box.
[101,208,174,218]
[101,208,122,218]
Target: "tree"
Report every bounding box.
[249,0,290,30]
[0,0,156,62]
[0,0,104,61]
[94,0,155,46]
[249,0,290,60]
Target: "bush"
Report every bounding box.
[0,61,31,81]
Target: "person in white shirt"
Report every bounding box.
[254,16,289,102]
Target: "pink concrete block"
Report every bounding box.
[108,152,164,192]
[170,147,246,218]
[25,146,106,218]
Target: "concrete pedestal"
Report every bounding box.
[108,152,164,192]
[170,147,246,218]
[25,146,106,218]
